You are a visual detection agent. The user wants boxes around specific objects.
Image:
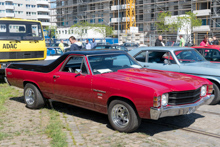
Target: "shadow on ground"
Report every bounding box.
[9,96,205,136]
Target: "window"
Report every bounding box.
[175,50,205,63]
[203,49,220,61]
[135,51,147,62]
[62,56,88,74]
[148,51,176,64]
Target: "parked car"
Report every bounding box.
[94,45,128,52]
[50,43,69,48]
[5,50,213,132]
[46,48,63,60]
[129,47,220,104]
[124,43,139,51]
[192,45,220,62]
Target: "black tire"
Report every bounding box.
[210,82,220,105]
[108,100,141,133]
[24,83,45,109]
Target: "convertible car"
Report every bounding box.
[5,50,213,132]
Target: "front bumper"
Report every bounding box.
[150,94,214,120]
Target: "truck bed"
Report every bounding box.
[7,54,68,73]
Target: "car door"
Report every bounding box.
[135,50,180,72]
[52,55,94,109]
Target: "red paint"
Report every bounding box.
[6,54,213,119]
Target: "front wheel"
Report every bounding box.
[209,83,220,105]
[108,100,141,133]
[24,83,45,109]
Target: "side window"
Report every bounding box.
[62,56,88,74]
[212,49,220,61]
[135,51,147,62]
[196,49,203,55]
[148,51,176,64]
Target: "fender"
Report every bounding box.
[197,76,220,85]
[23,79,41,90]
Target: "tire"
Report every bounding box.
[209,82,220,105]
[108,100,141,133]
[24,83,45,109]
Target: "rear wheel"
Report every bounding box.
[24,83,45,109]
[108,100,141,133]
[210,82,220,105]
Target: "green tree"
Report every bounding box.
[44,26,57,38]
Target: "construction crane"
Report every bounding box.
[126,0,136,33]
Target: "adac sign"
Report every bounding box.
[3,44,17,49]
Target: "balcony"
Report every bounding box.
[36,0,49,5]
[111,17,135,23]
[37,8,50,12]
[5,13,14,17]
[193,9,211,17]
[41,22,51,26]
[5,5,14,9]
[193,25,210,33]
[37,15,50,19]
[111,4,127,11]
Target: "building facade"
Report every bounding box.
[0,0,52,28]
[51,0,220,45]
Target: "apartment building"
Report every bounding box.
[0,0,52,28]
[50,0,220,45]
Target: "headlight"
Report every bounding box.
[200,85,207,97]
[161,93,169,106]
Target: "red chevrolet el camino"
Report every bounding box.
[5,50,214,132]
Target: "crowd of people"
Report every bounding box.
[58,36,98,51]
[155,35,219,47]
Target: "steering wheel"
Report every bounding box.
[123,65,129,68]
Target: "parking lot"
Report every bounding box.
[0,83,220,147]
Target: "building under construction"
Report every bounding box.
[50,0,220,46]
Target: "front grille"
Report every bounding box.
[0,51,44,59]
[168,87,201,105]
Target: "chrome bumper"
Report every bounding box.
[150,94,214,120]
[4,77,10,86]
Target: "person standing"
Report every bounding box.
[155,35,165,46]
[139,41,147,47]
[91,38,97,49]
[69,36,81,51]
[212,36,219,45]
[86,40,91,49]
[179,35,185,47]
[208,38,213,45]
[200,35,209,46]
[58,40,64,51]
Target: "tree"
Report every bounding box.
[155,11,202,34]
[44,26,57,39]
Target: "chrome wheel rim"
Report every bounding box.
[111,104,130,128]
[25,88,35,105]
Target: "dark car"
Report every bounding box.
[94,45,128,52]
[50,43,69,48]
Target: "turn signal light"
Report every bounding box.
[153,96,161,107]
[208,85,213,94]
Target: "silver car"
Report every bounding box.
[129,47,220,105]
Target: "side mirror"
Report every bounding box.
[164,59,170,65]
[75,69,82,77]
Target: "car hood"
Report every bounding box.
[181,61,220,76]
[99,68,209,93]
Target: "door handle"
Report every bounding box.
[143,65,149,68]
[53,75,60,79]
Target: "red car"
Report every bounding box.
[192,45,220,62]
[5,50,214,132]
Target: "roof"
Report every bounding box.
[63,50,125,56]
[192,45,220,49]
[0,17,41,23]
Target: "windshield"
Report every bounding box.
[0,21,43,41]
[88,54,142,74]
[47,48,63,56]
[175,49,206,63]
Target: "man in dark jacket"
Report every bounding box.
[155,35,164,46]
[212,36,219,45]
[69,36,82,51]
